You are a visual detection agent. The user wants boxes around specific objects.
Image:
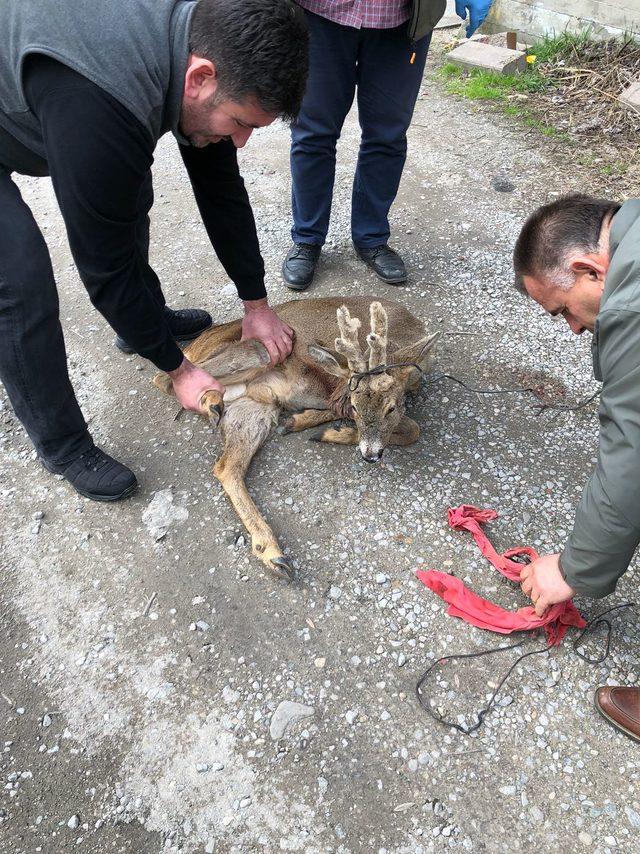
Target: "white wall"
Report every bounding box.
[485,0,640,41]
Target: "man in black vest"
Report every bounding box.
[0,0,308,501]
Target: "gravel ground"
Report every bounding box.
[1,33,639,854]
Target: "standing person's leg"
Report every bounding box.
[114,170,211,353]
[0,168,92,465]
[283,11,359,291]
[0,167,137,500]
[351,26,431,283]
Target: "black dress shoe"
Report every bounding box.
[115,306,213,354]
[42,445,138,502]
[355,244,407,284]
[282,243,321,291]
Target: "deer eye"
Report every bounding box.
[385,405,396,416]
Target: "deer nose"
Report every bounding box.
[362,449,383,463]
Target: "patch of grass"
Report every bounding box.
[440,66,546,101]
[529,29,595,63]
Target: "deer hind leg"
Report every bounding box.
[213,399,295,580]
[283,408,336,434]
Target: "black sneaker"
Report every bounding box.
[355,244,407,284]
[282,243,321,291]
[115,307,213,354]
[42,446,138,502]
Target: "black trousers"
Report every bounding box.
[0,142,159,465]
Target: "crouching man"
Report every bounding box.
[0,0,308,501]
[513,193,639,742]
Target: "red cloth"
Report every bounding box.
[417,505,585,645]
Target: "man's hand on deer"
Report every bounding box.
[167,357,225,426]
[242,298,294,365]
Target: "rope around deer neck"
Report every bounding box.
[348,363,600,415]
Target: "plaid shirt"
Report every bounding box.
[295,0,412,29]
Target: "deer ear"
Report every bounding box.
[307,344,349,378]
[390,332,440,382]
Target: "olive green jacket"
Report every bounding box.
[561,200,640,597]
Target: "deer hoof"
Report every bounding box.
[200,390,224,429]
[208,402,223,428]
[269,555,297,581]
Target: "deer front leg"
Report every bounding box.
[213,400,295,580]
[310,424,358,445]
[283,408,336,434]
[390,415,420,446]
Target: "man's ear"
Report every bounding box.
[184,55,218,101]
[307,344,349,378]
[569,253,608,284]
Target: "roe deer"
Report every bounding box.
[154,297,438,580]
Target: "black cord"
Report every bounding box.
[416,638,552,735]
[572,602,636,664]
[348,364,600,415]
[416,602,636,734]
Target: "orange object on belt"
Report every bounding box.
[416,505,586,645]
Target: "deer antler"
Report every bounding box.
[367,301,388,370]
[335,305,366,373]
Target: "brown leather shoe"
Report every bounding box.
[594,686,640,742]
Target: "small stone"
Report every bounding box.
[269,701,315,740]
[211,762,224,772]
[604,836,616,846]
[68,815,79,830]
[314,658,326,668]
[375,573,388,584]
[625,806,640,829]
[578,832,592,846]
[345,709,358,725]
[196,763,209,773]
[42,714,52,728]
[205,843,215,854]
[397,653,407,667]
[195,620,210,632]
[529,806,544,823]
[328,586,342,600]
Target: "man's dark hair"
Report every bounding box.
[513,193,621,294]
[189,0,309,122]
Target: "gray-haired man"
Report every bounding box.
[513,193,639,742]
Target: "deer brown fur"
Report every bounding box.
[153,296,438,580]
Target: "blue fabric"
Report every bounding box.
[290,10,431,249]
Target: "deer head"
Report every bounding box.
[308,302,439,462]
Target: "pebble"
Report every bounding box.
[328,586,342,600]
[345,709,358,725]
[269,701,315,740]
[578,832,592,845]
[68,815,79,830]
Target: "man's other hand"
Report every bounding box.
[520,553,576,617]
[168,358,224,412]
[455,0,494,38]
[242,298,294,365]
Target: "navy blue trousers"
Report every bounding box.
[290,11,431,249]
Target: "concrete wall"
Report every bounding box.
[486,0,640,42]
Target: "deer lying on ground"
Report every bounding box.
[154,297,438,580]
